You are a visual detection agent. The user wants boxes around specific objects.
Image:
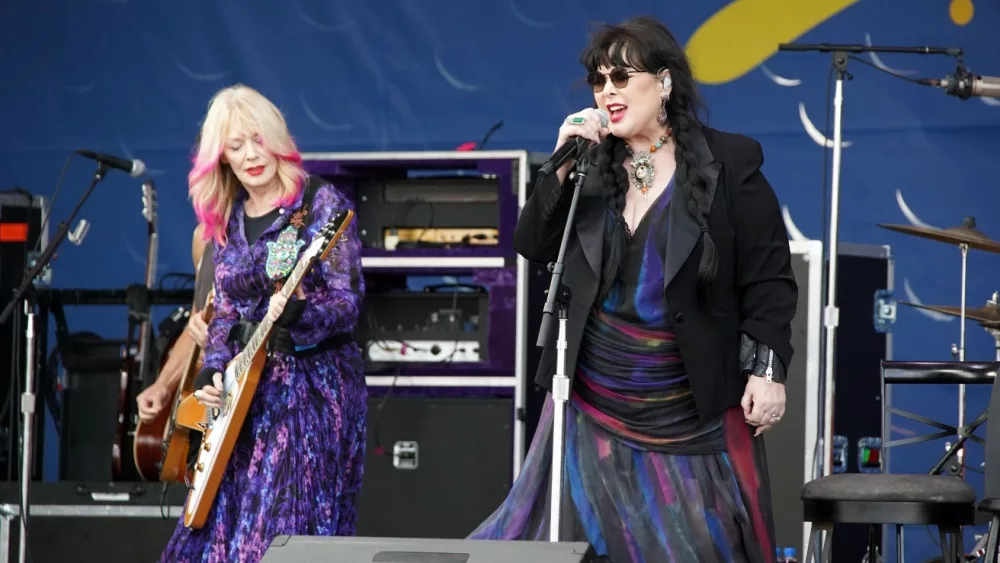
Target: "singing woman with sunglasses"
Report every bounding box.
[468,16,796,563]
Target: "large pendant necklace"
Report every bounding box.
[625,132,671,200]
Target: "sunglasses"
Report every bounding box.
[586,68,640,92]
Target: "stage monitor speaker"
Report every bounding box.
[261,536,598,562]
[357,394,514,539]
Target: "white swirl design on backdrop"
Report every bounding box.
[508,1,553,29]
[760,64,802,87]
[294,0,354,32]
[864,33,917,76]
[903,277,953,322]
[894,189,933,229]
[433,53,481,92]
[781,205,808,241]
[798,102,853,148]
[300,95,354,132]
[893,190,951,322]
[172,57,231,82]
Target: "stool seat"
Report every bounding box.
[803,473,976,504]
[978,497,1000,514]
[802,474,976,527]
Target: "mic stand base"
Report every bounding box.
[17,301,36,563]
[548,303,571,543]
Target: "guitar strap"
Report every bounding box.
[261,175,324,354]
[270,175,323,292]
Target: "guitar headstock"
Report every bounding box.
[302,209,354,262]
[141,179,157,227]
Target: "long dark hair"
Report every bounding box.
[580,16,717,302]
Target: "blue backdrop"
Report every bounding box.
[2,0,999,558]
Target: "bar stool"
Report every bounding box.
[802,473,975,562]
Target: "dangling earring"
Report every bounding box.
[657,94,669,125]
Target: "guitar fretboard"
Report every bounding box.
[234,253,314,374]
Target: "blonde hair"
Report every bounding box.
[189,84,308,245]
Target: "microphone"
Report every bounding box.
[75,150,147,178]
[539,109,610,177]
[919,64,1000,100]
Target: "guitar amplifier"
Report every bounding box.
[356,177,500,250]
[56,333,125,482]
[262,536,598,562]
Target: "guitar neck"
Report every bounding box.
[235,256,314,372]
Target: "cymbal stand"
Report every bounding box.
[956,242,969,470]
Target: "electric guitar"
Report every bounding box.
[133,289,214,482]
[112,178,158,481]
[174,208,353,529]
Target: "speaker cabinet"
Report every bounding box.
[0,482,186,563]
[262,536,597,562]
[357,393,515,539]
[57,334,125,481]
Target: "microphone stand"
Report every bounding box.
[535,154,591,543]
[776,42,959,479]
[0,162,108,563]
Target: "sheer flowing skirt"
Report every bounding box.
[469,395,775,563]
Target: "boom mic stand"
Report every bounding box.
[776,42,960,479]
[535,154,591,543]
[0,162,109,563]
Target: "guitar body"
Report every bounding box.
[175,346,268,528]
[174,208,354,529]
[132,386,177,481]
[133,293,216,482]
[131,323,186,481]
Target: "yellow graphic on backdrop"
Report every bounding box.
[685,0,861,85]
[950,0,973,25]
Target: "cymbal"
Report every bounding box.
[899,300,1000,326]
[878,217,1000,253]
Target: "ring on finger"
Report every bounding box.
[566,116,586,125]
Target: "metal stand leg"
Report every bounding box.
[821,52,850,476]
[17,302,36,563]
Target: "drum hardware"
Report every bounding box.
[881,217,1000,471]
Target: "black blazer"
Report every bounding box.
[516,126,798,420]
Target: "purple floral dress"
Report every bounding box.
[160,181,367,563]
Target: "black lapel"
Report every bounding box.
[574,172,606,279]
[663,127,721,289]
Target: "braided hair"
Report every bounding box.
[581,16,717,303]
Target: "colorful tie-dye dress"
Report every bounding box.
[470,177,776,562]
[160,181,367,563]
